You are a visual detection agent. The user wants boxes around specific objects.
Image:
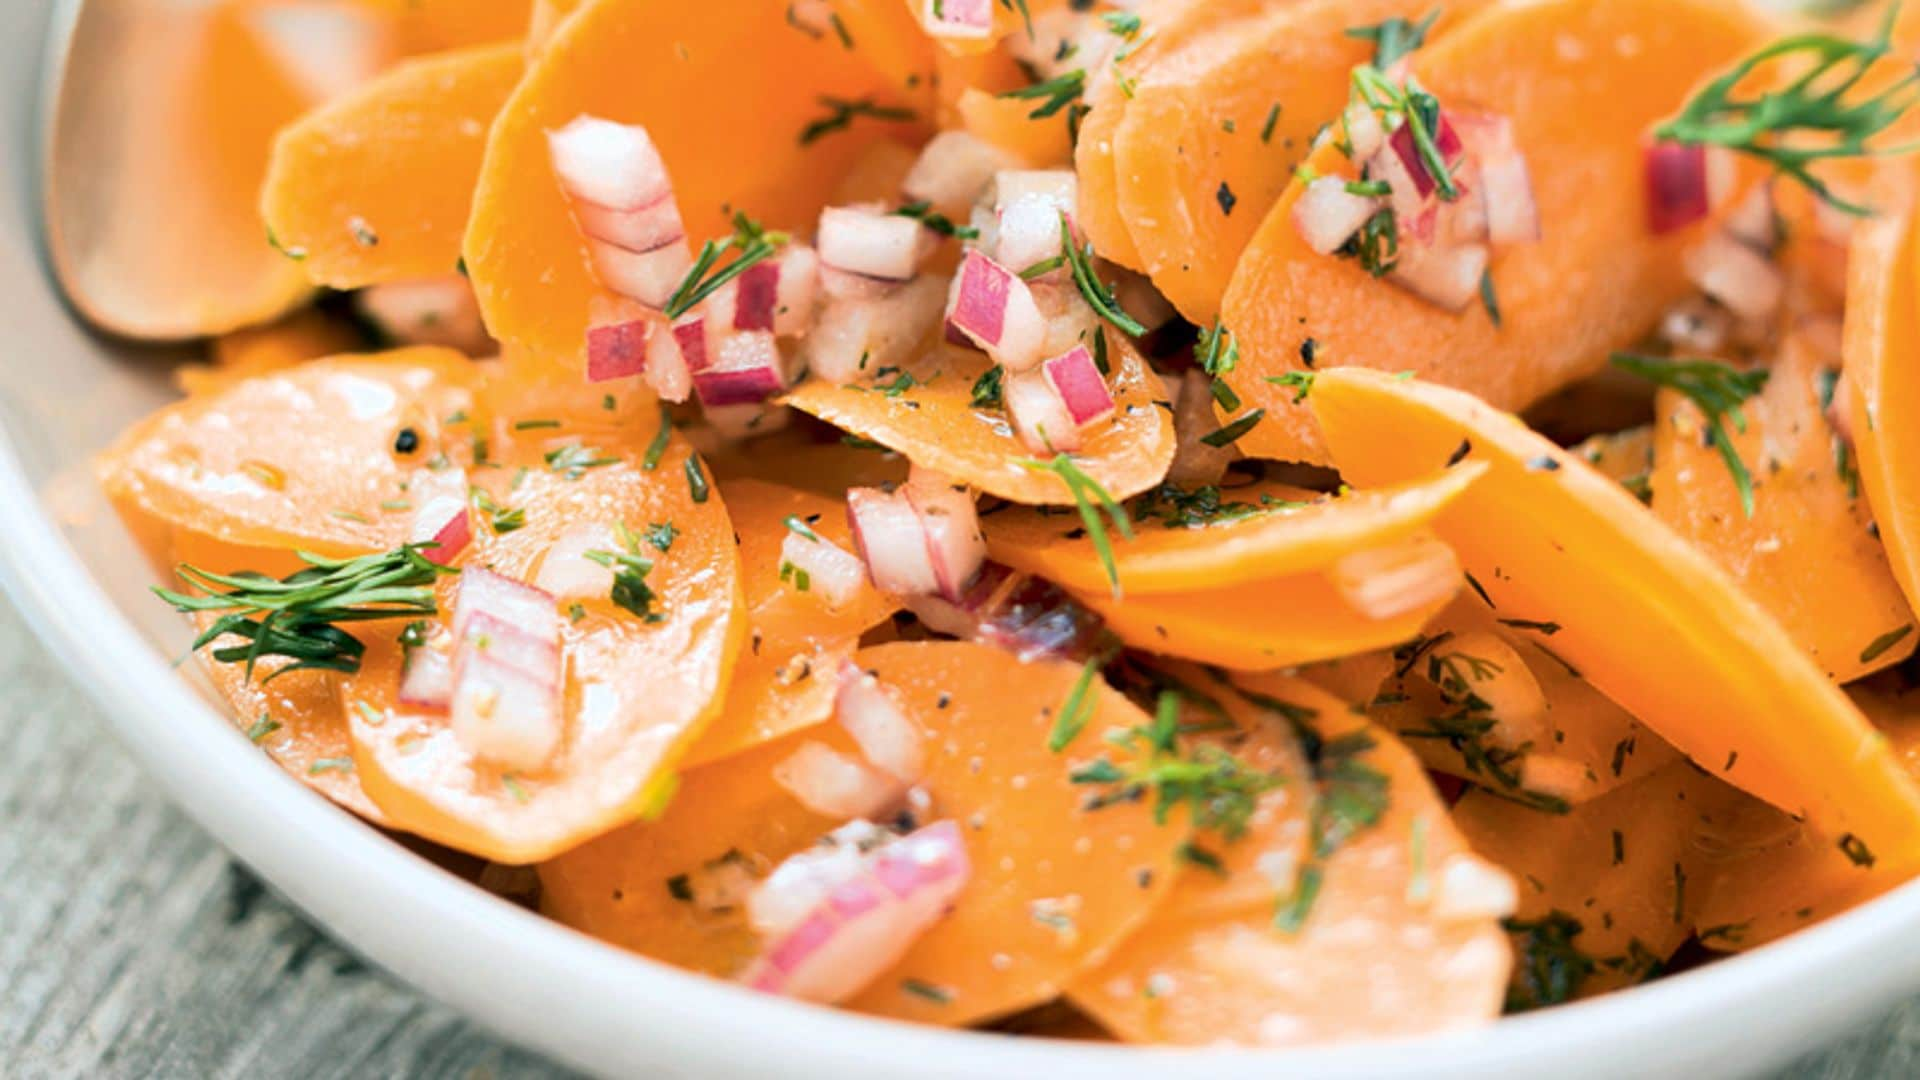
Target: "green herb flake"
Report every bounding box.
[970,366,1005,410]
[665,213,791,320]
[1047,654,1107,752]
[799,95,916,146]
[1019,455,1134,595]
[246,714,282,743]
[309,757,354,775]
[1611,353,1769,517]
[1860,624,1913,664]
[685,454,711,503]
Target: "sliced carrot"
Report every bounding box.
[985,463,1482,593]
[1111,0,1490,323]
[1307,367,1920,862]
[177,308,363,396]
[955,88,1071,167]
[347,423,745,864]
[784,335,1174,504]
[1072,668,1510,1046]
[681,479,900,766]
[262,43,523,289]
[1370,595,1680,807]
[464,0,931,364]
[1653,324,1914,682]
[1691,678,1920,950]
[1221,0,1771,464]
[1453,763,1713,1000]
[1570,426,1654,491]
[1843,192,1920,624]
[99,348,481,559]
[705,434,910,496]
[352,0,534,51]
[541,640,1185,1025]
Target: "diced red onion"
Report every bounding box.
[586,296,652,383]
[460,610,563,682]
[705,247,820,338]
[806,275,948,385]
[672,315,710,373]
[1005,367,1081,454]
[1644,140,1732,234]
[904,562,1108,661]
[547,116,673,211]
[1041,344,1116,427]
[946,251,1046,371]
[1387,112,1466,200]
[1331,532,1461,620]
[902,473,986,603]
[590,238,693,310]
[921,0,992,41]
[995,197,1068,281]
[455,567,559,641]
[1389,242,1490,313]
[572,194,686,255]
[743,820,970,1004]
[450,568,562,771]
[356,276,492,355]
[835,663,925,783]
[1341,103,1386,162]
[638,314,694,402]
[399,627,455,709]
[820,266,898,302]
[1293,176,1382,256]
[1452,113,1539,246]
[902,131,1012,213]
[773,740,904,820]
[1684,232,1783,323]
[532,524,616,601]
[994,170,1078,215]
[818,207,930,282]
[406,466,471,566]
[693,331,788,407]
[847,487,941,596]
[779,530,870,610]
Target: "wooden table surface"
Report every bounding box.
[0,591,1913,1080]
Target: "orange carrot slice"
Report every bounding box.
[541,640,1186,1025]
[1571,426,1654,493]
[1221,0,1771,464]
[682,479,900,766]
[1370,594,1680,807]
[262,43,524,289]
[464,0,931,364]
[99,348,481,559]
[1308,367,1920,862]
[1111,0,1490,323]
[351,0,535,51]
[347,422,745,864]
[1844,193,1920,624]
[1653,324,1914,682]
[785,335,1174,504]
[1453,763,1712,1002]
[984,464,1482,593]
[1072,668,1510,1045]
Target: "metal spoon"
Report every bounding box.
[38,0,382,341]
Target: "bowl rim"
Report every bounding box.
[14,4,1920,1077]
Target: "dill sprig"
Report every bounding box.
[1048,653,1108,751]
[1060,214,1147,336]
[1266,370,1317,403]
[1071,691,1284,841]
[1505,911,1596,1011]
[585,523,664,622]
[664,212,790,319]
[798,96,916,146]
[1656,2,1920,216]
[157,546,452,679]
[1611,353,1769,517]
[1000,69,1086,120]
[893,200,979,240]
[1019,455,1134,595]
[1351,64,1459,200]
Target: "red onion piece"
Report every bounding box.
[399,629,455,709]
[672,315,710,373]
[450,568,563,771]
[806,275,947,385]
[1389,242,1490,313]
[572,193,686,254]
[732,261,782,332]
[847,487,941,596]
[585,297,651,383]
[1005,367,1080,454]
[995,197,1068,281]
[818,206,929,282]
[1452,113,1540,246]
[835,662,925,783]
[1295,178,1384,256]
[744,820,970,1003]
[590,238,693,310]
[1387,111,1465,200]
[1684,232,1783,323]
[1041,344,1116,427]
[780,531,870,609]
[921,0,992,40]
[532,523,616,601]
[460,610,563,682]
[1643,140,1731,234]
[903,472,986,603]
[406,466,471,566]
[946,250,1046,371]
[705,247,819,338]
[773,740,904,820]
[456,567,561,643]
[693,331,787,407]
[904,562,1108,661]
[820,265,898,302]
[1341,103,1386,162]
[546,116,672,211]
[902,131,1012,213]
[994,169,1077,215]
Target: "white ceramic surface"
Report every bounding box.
[8,1,1920,1076]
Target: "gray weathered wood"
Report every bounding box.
[0,589,1906,1078]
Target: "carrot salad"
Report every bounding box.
[95,0,1920,1045]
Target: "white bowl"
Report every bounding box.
[8,1,1920,1076]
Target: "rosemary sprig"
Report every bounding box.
[1350,65,1459,199]
[585,523,664,622]
[1655,2,1920,216]
[1000,69,1086,120]
[664,212,790,319]
[1019,454,1134,595]
[1060,213,1147,336]
[1048,653,1107,751]
[799,96,916,146]
[1071,691,1284,841]
[1611,353,1769,517]
[1345,11,1439,70]
[157,546,452,679]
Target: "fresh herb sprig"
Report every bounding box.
[1346,11,1439,70]
[1655,2,1920,216]
[1611,353,1769,516]
[665,212,790,319]
[157,546,452,679]
[893,200,979,240]
[799,96,916,146]
[1060,214,1147,336]
[1071,691,1284,841]
[585,523,664,622]
[1000,69,1087,121]
[1350,65,1459,199]
[1019,455,1134,595]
